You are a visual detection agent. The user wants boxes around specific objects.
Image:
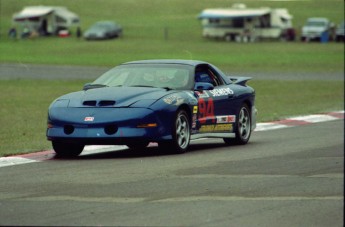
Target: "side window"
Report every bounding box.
[207,67,224,86]
[195,65,223,86]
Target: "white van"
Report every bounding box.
[301,17,334,41]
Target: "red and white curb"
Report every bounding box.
[0,110,343,168]
[255,110,344,131]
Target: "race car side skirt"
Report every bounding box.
[191,132,236,140]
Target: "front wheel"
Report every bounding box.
[52,141,84,158]
[223,104,252,145]
[159,110,190,154]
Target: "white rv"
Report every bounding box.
[198,4,294,42]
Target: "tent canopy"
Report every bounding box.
[13,6,79,25]
[13,6,54,20]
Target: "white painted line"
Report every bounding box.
[152,195,344,203]
[82,145,127,155]
[83,145,121,151]
[0,157,37,168]
[288,114,339,123]
[255,123,290,132]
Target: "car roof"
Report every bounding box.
[93,21,119,26]
[307,17,329,22]
[95,21,116,24]
[121,59,209,67]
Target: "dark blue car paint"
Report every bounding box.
[47,60,256,147]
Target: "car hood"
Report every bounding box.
[57,86,177,108]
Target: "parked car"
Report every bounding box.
[46,60,257,157]
[84,21,122,40]
[335,21,345,42]
[301,17,334,42]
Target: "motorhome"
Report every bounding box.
[198,4,294,42]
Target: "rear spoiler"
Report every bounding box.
[228,77,252,86]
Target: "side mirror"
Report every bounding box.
[83,83,107,90]
[194,82,214,91]
[83,83,92,90]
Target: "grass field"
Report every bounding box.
[1,0,344,72]
[0,0,344,156]
[1,39,344,73]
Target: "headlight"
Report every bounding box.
[130,99,157,108]
[52,99,70,108]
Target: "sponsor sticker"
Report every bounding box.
[192,114,197,129]
[216,115,236,123]
[195,91,209,98]
[163,95,184,105]
[193,106,198,114]
[84,117,94,122]
[209,88,234,97]
[199,123,233,133]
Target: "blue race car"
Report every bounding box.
[47,60,256,157]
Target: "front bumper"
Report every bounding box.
[47,107,172,144]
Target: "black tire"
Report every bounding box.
[52,141,84,158]
[159,110,190,154]
[223,104,252,145]
[126,142,149,150]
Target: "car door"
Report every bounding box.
[194,65,236,133]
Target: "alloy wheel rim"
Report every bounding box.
[238,107,251,140]
[176,114,190,149]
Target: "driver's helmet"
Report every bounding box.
[172,70,188,87]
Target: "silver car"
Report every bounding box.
[84,21,122,40]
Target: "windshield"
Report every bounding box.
[92,64,193,90]
[90,23,112,31]
[306,21,327,27]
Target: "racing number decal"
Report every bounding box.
[198,98,215,124]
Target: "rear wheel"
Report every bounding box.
[223,104,252,145]
[159,110,190,154]
[52,141,84,158]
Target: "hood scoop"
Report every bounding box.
[83,100,116,107]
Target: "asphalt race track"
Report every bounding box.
[0,119,343,226]
[0,64,343,226]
